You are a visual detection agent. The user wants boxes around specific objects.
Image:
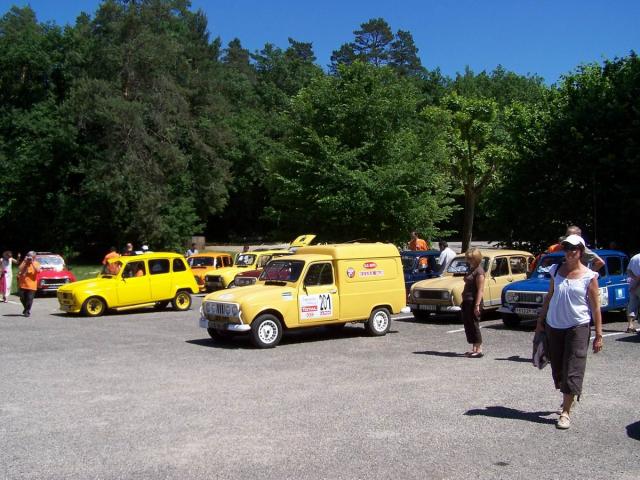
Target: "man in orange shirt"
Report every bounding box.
[17,251,41,317]
[409,231,429,251]
[102,247,121,274]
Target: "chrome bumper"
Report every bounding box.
[199,317,251,332]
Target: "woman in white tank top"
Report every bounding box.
[535,234,603,430]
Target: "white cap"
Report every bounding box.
[562,234,585,247]
[141,245,149,252]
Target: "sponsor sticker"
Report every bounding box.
[218,293,233,300]
[346,267,356,278]
[281,292,293,301]
[363,262,377,269]
[358,270,384,277]
[300,294,333,319]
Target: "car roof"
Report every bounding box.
[400,250,441,257]
[107,252,185,263]
[189,252,232,258]
[241,249,290,255]
[452,249,533,258]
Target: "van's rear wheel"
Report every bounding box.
[172,291,192,311]
[251,314,283,348]
[366,307,391,336]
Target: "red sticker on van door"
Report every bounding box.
[363,262,377,269]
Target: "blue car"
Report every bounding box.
[498,249,629,327]
[401,250,442,293]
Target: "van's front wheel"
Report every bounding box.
[366,307,391,336]
[172,291,192,311]
[251,314,283,348]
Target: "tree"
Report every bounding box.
[267,62,455,243]
[423,93,513,252]
[389,30,423,77]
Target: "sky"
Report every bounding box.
[2,0,639,84]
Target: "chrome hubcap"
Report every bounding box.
[258,320,278,344]
[373,311,389,332]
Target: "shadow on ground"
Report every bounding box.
[413,350,468,358]
[626,420,640,440]
[465,406,556,425]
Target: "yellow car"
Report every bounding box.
[57,252,199,317]
[203,234,316,291]
[408,249,534,320]
[188,252,234,292]
[199,243,408,348]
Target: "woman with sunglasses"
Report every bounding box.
[535,234,603,429]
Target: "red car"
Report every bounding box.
[34,252,77,294]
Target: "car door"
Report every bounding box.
[117,260,152,305]
[601,255,629,310]
[298,262,340,323]
[148,258,172,300]
[486,256,511,307]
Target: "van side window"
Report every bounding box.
[223,256,232,267]
[173,258,187,272]
[149,259,170,275]
[123,261,146,278]
[509,256,527,274]
[606,256,622,276]
[304,263,334,286]
[491,257,509,277]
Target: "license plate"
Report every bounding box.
[199,318,209,328]
[419,304,437,311]
[515,307,538,316]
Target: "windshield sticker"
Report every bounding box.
[358,270,384,277]
[346,267,355,278]
[300,294,333,319]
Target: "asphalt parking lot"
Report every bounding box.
[2,294,640,480]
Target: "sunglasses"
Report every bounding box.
[562,244,581,252]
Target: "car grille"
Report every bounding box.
[40,279,70,289]
[510,291,545,304]
[414,289,445,300]
[206,275,222,283]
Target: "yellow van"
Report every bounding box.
[188,252,234,292]
[57,252,199,316]
[199,243,408,348]
[408,249,534,320]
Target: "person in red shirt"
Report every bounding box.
[17,251,41,317]
[409,231,429,251]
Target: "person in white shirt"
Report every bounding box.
[185,243,198,258]
[625,253,640,333]
[535,234,603,430]
[437,241,456,273]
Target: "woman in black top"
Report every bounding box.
[461,248,485,358]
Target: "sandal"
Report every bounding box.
[556,413,570,429]
[626,327,637,333]
[469,352,484,358]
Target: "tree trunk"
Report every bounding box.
[462,187,476,253]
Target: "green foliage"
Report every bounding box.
[266,62,455,243]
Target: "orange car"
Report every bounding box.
[188,252,233,292]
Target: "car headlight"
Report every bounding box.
[441,291,451,300]
[535,294,543,303]
[505,291,518,303]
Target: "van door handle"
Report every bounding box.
[329,289,337,294]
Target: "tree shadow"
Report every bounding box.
[413,350,468,358]
[616,334,640,344]
[494,355,532,363]
[465,405,556,425]
[626,420,640,440]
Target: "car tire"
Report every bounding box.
[502,313,521,328]
[365,307,391,336]
[82,296,107,317]
[172,291,192,311]
[251,314,283,348]
[412,310,431,321]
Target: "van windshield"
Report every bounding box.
[260,260,305,283]
[235,254,256,267]
[446,256,489,275]
[189,257,215,268]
